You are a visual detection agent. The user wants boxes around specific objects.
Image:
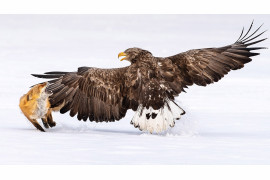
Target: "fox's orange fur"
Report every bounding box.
[19,82,56,132]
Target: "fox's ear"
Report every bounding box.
[41,82,48,87]
[38,82,48,90]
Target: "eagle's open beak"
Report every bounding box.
[118,52,127,61]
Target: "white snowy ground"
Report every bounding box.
[0,15,270,164]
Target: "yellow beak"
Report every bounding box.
[118,52,127,61]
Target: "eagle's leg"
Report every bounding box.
[171,101,186,118]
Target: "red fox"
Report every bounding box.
[19,82,56,132]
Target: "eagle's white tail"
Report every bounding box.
[131,100,185,133]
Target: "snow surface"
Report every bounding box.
[0,15,270,164]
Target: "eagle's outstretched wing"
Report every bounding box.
[166,22,267,95]
[32,66,139,122]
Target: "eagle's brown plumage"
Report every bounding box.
[31,22,267,133]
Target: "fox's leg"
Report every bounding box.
[41,117,49,129]
[26,117,45,132]
[46,110,56,127]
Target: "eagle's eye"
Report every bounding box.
[118,48,145,63]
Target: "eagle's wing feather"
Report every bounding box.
[33,66,138,122]
[166,23,267,93]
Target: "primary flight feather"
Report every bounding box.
[22,22,266,133]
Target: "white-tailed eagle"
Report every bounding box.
[21,22,267,133]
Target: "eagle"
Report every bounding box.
[23,22,266,133]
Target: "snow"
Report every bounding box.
[0,15,270,164]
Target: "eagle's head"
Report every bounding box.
[118,47,152,64]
